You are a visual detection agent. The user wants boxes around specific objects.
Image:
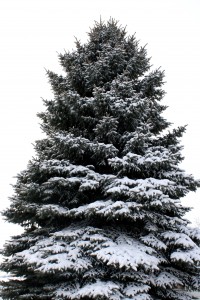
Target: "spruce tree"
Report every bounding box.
[1,19,200,300]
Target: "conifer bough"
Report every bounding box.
[1,19,200,300]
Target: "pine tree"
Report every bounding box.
[1,19,200,300]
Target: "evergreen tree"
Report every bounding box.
[1,19,200,300]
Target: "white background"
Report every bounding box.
[0,0,200,250]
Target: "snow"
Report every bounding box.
[161,231,196,248]
[63,199,144,221]
[124,283,150,297]
[1,24,200,300]
[171,247,200,264]
[105,176,179,200]
[53,132,119,160]
[37,204,69,218]
[55,281,121,299]
[70,281,120,299]
[154,272,183,288]
[7,225,161,277]
[140,234,167,251]
[92,236,160,271]
[13,236,92,274]
[180,226,200,242]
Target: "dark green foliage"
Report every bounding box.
[1,19,200,300]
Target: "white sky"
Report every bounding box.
[0,0,200,249]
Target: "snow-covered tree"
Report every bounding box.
[1,19,200,300]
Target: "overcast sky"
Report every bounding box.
[0,0,200,249]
